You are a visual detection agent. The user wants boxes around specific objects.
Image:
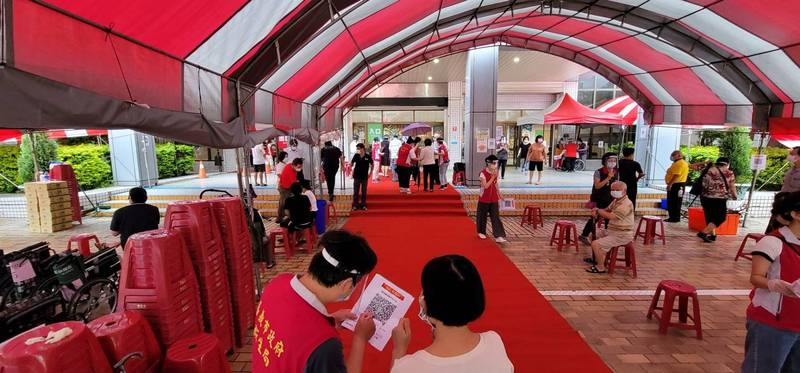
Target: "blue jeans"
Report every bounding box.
[743,320,800,373]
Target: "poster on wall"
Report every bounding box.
[476,128,489,153]
[496,126,503,139]
[367,123,383,142]
[488,138,496,150]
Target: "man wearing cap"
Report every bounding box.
[253,229,378,373]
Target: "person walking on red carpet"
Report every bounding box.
[252,230,378,373]
[351,143,373,210]
[390,255,513,373]
[371,137,382,183]
[436,137,450,190]
[396,137,415,195]
[476,155,507,243]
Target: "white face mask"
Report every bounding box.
[537,139,543,144]
[606,161,617,169]
[611,190,625,199]
[418,295,435,334]
[522,139,529,144]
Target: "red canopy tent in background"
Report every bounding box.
[543,94,628,125]
[0,129,108,145]
[769,118,800,148]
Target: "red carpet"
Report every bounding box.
[336,178,610,372]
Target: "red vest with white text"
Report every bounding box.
[397,144,412,167]
[746,231,800,333]
[252,274,338,372]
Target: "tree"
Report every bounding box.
[719,127,752,182]
[16,133,58,183]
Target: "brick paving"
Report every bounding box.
[0,214,765,372]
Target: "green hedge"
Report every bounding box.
[753,147,789,191]
[680,145,719,182]
[57,144,113,189]
[0,146,20,193]
[156,143,195,178]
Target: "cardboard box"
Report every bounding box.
[24,181,68,191]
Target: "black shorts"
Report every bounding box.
[528,161,544,171]
[254,164,266,172]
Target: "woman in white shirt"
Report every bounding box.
[390,255,514,373]
[274,151,288,184]
[419,139,437,192]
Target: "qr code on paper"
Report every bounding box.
[365,294,397,323]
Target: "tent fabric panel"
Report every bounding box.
[274,32,360,100]
[769,118,800,147]
[182,64,224,122]
[707,0,800,48]
[272,95,302,129]
[0,67,248,148]
[41,0,248,58]
[13,1,182,111]
[187,0,305,74]
[648,69,724,106]
[254,90,274,126]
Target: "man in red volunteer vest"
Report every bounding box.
[253,230,378,373]
[396,137,415,195]
[742,191,800,372]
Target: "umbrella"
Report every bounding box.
[401,122,432,136]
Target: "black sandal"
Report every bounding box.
[583,257,597,265]
[585,266,607,274]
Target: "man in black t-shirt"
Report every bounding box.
[320,141,344,201]
[110,187,160,249]
[618,147,645,209]
[280,182,314,246]
[350,143,373,210]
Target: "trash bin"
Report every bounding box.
[316,200,328,234]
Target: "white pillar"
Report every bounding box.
[222,149,238,172]
[446,81,464,163]
[463,46,499,186]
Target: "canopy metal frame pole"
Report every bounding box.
[742,131,767,227]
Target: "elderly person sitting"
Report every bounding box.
[585,181,635,274]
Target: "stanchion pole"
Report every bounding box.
[742,131,767,227]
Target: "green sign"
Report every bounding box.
[367,123,383,142]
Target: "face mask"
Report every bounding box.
[338,285,355,302]
[523,140,529,144]
[611,190,625,199]
[789,155,797,163]
[290,146,297,151]
[417,295,435,333]
[606,161,617,169]
[537,139,543,144]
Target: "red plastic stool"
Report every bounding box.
[162,333,231,373]
[634,216,666,245]
[0,321,113,373]
[549,220,579,252]
[268,228,295,259]
[327,203,339,225]
[293,226,317,254]
[647,280,703,339]
[453,171,466,186]
[735,233,764,261]
[521,205,544,229]
[68,233,100,257]
[88,311,161,373]
[604,242,637,277]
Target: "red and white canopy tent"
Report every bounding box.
[597,96,640,125]
[544,94,629,126]
[0,1,799,148]
[0,129,108,145]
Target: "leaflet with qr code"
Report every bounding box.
[342,273,413,351]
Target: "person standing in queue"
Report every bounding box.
[252,141,268,186]
[381,136,391,177]
[697,157,736,243]
[278,158,303,222]
[617,147,645,210]
[350,143,373,211]
[741,191,800,373]
[517,136,530,172]
[390,135,403,182]
[436,138,450,190]
[320,141,344,202]
[420,139,437,193]
[496,139,509,180]
[252,229,378,373]
[526,135,547,185]
[396,137,415,195]
[579,152,618,245]
[563,141,578,172]
[109,187,160,249]
[476,155,507,243]
[371,137,382,183]
[664,150,689,223]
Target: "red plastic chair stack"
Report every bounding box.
[88,311,162,373]
[735,233,764,261]
[209,197,256,347]
[634,216,666,245]
[0,321,112,373]
[520,205,544,229]
[452,171,466,186]
[647,280,703,339]
[117,230,203,347]
[604,242,638,278]
[163,333,232,373]
[67,233,100,257]
[165,200,235,353]
[549,220,579,252]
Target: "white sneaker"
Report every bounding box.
[495,237,508,243]
[478,234,487,239]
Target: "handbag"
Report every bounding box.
[689,164,711,196]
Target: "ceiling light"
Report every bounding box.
[433,58,440,64]
[427,76,433,81]
[513,57,520,63]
